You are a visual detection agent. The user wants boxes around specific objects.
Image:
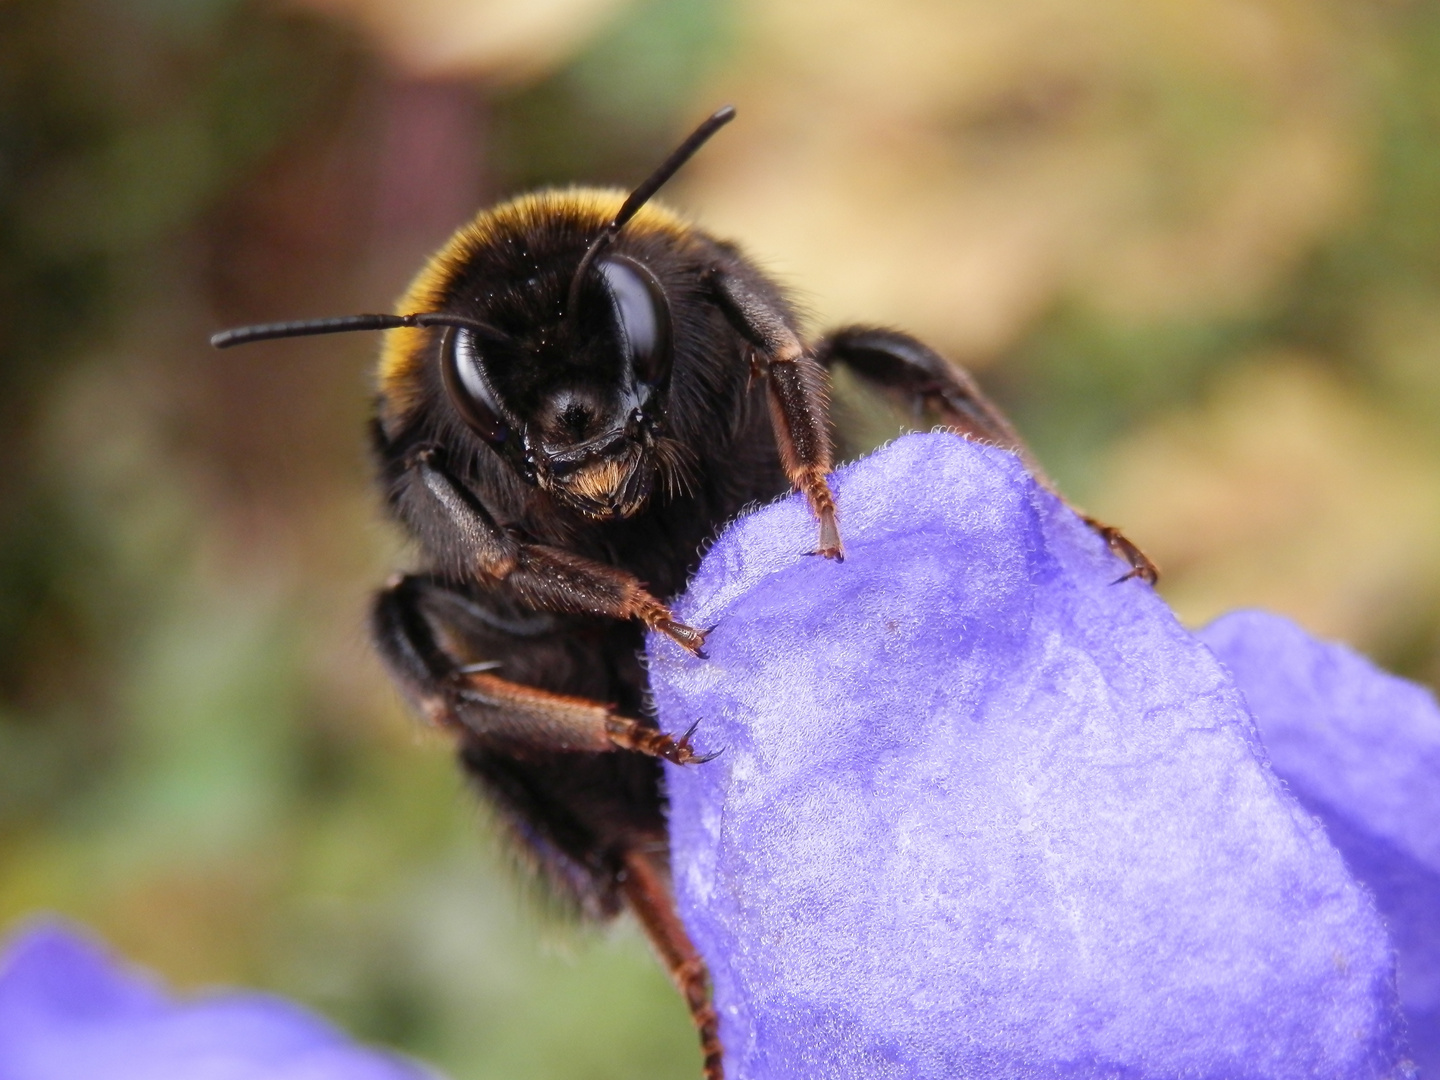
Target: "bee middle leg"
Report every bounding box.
[816,325,1158,584]
[372,573,708,762]
[372,572,726,1077]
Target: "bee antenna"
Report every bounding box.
[210,313,512,350]
[565,105,736,318]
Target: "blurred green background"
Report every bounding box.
[1,0,1438,1076]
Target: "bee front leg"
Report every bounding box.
[397,454,708,653]
[502,544,710,656]
[709,269,842,560]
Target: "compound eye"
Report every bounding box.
[597,256,672,389]
[440,327,509,444]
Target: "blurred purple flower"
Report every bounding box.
[1200,611,1440,1077]
[0,922,434,1080]
[651,433,1434,1080]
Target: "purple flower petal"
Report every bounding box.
[1200,610,1440,1076]
[650,432,1412,1080]
[0,921,435,1080]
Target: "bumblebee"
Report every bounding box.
[213,106,1153,1080]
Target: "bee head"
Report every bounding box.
[439,251,674,519]
[210,105,733,521]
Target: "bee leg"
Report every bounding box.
[817,326,1158,585]
[708,269,842,560]
[815,326,1040,471]
[372,574,712,762]
[452,670,715,764]
[397,454,708,653]
[502,544,709,656]
[1076,515,1159,585]
[621,846,724,1080]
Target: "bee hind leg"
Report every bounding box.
[620,846,724,1080]
[817,326,1157,584]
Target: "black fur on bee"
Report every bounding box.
[212,105,1155,1080]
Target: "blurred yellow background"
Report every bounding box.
[2,0,1438,1076]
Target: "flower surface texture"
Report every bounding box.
[0,921,432,1080]
[651,432,1436,1080]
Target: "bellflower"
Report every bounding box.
[650,433,1436,1080]
[4,436,1435,1080]
[0,922,433,1080]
